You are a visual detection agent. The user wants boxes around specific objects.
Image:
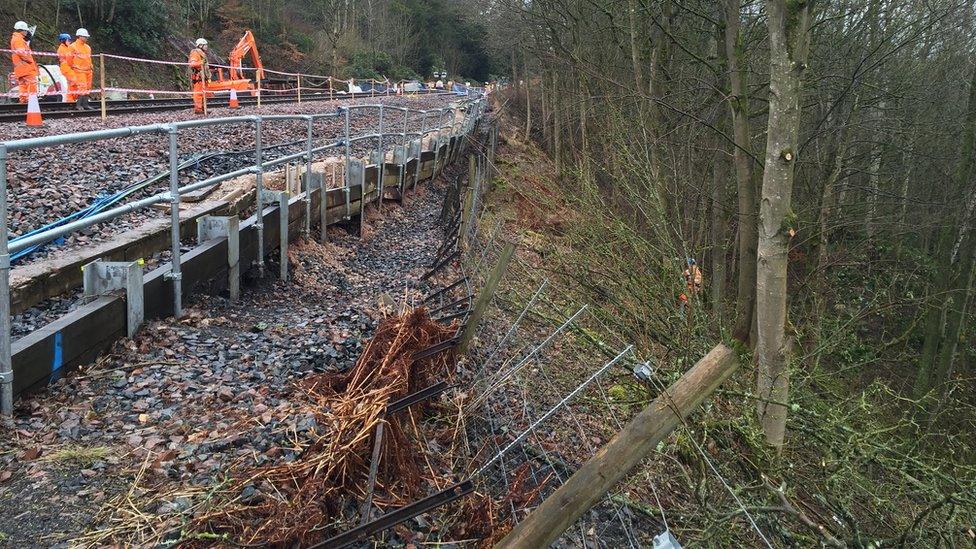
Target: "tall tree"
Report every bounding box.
[915,61,976,404]
[755,0,814,450]
[724,0,759,344]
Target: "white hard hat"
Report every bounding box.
[14,21,29,31]
[195,38,208,47]
[76,28,90,38]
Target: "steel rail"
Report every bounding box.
[0,90,456,123]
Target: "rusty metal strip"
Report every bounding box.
[421,249,460,281]
[421,276,467,304]
[385,381,450,415]
[313,481,475,549]
[411,337,460,362]
[428,294,474,316]
[358,422,385,526]
[434,309,470,324]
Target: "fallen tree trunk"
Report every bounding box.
[494,343,739,549]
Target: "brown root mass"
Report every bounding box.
[192,308,457,547]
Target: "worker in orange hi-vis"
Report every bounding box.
[69,28,93,110]
[684,258,703,292]
[57,33,76,102]
[679,258,704,319]
[9,21,38,104]
[188,38,209,114]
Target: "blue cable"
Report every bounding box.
[10,137,308,263]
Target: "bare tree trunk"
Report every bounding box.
[724,0,758,343]
[553,71,562,175]
[864,0,884,244]
[628,0,643,90]
[541,71,550,153]
[525,76,532,142]
[865,139,882,242]
[579,72,590,181]
[648,1,672,217]
[916,63,976,399]
[812,98,857,367]
[712,135,729,322]
[710,9,728,322]
[756,0,813,451]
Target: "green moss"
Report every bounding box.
[607,384,629,402]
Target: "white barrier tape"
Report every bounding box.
[0,89,61,99]
[101,85,378,97]
[102,52,190,67]
[103,86,197,96]
[0,47,58,58]
[3,47,396,89]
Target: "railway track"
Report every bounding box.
[0,88,443,122]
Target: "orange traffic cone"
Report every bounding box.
[229,88,240,109]
[26,93,42,126]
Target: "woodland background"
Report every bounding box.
[1,0,493,82]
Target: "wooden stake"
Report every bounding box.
[202,61,208,116]
[468,153,476,191]
[458,187,474,253]
[494,343,739,549]
[99,54,106,121]
[359,421,384,525]
[459,242,515,354]
[297,74,302,104]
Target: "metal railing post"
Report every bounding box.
[415,110,427,185]
[0,146,12,416]
[432,110,443,177]
[377,105,385,211]
[399,109,409,193]
[304,117,313,239]
[255,117,265,277]
[166,126,183,318]
[344,108,351,187]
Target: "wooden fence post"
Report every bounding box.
[458,186,474,253]
[494,343,739,549]
[99,54,107,121]
[459,242,515,354]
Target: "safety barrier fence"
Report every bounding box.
[2,46,483,107]
[0,91,488,414]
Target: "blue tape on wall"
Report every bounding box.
[50,331,64,383]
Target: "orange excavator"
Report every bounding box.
[207,30,264,94]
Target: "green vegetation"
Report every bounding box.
[2,0,492,85]
[481,101,976,545]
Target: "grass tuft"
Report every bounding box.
[42,445,112,467]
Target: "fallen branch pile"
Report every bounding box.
[188,307,458,546]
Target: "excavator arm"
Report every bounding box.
[228,30,263,82]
